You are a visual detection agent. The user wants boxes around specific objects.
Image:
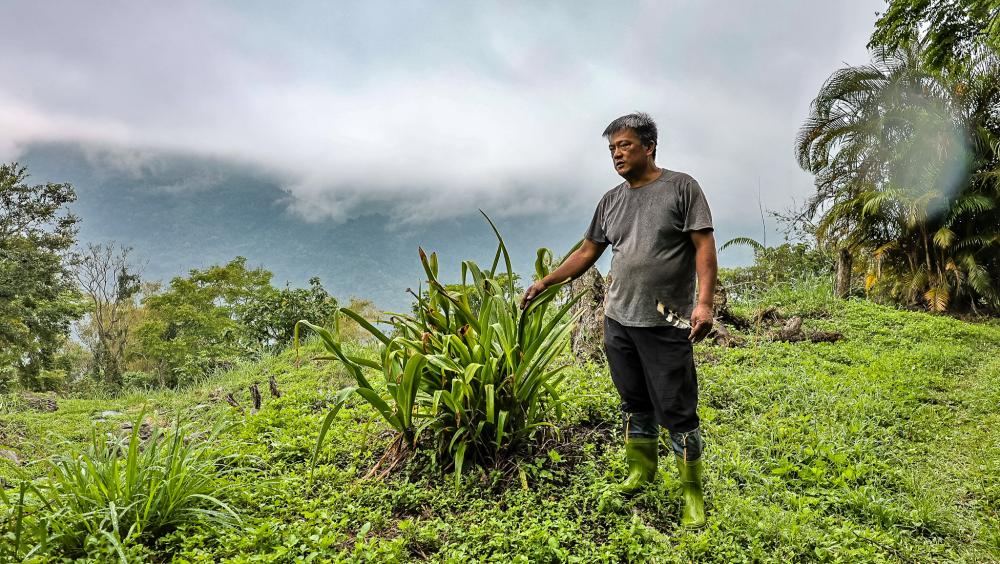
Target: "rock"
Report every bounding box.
[570,267,607,363]
[771,317,844,343]
[121,420,153,441]
[97,410,122,418]
[0,449,21,466]
[753,306,784,325]
[779,316,804,341]
[710,322,744,347]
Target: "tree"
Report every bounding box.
[0,163,85,390]
[795,44,1000,312]
[71,242,143,385]
[134,257,274,386]
[871,0,1000,69]
[237,276,338,348]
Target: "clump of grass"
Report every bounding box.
[0,410,239,561]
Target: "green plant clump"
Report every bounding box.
[0,411,239,561]
[296,213,583,483]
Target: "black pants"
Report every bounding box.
[603,316,700,433]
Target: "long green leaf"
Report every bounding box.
[398,353,426,430]
[355,388,404,432]
[495,410,508,449]
[338,308,390,344]
[535,247,553,279]
[485,384,495,423]
[480,210,515,307]
[430,281,482,333]
[295,320,374,390]
[454,442,468,488]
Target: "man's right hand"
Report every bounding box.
[518,240,606,310]
[520,280,548,309]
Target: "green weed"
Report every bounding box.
[0,411,239,561]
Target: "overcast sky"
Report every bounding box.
[1,0,884,236]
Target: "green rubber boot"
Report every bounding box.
[675,455,706,529]
[618,437,658,495]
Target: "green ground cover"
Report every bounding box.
[2,290,999,562]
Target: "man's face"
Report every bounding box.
[608,128,653,178]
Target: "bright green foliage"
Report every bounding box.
[0,163,85,391]
[238,276,338,349]
[123,259,335,388]
[796,44,1000,312]
[297,214,583,483]
[870,0,1000,69]
[720,242,834,299]
[135,257,274,386]
[0,412,238,561]
[2,290,999,561]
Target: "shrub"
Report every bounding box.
[120,370,160,391]
[297,214,583,484]
[134,257,272,386]
[0,411,239,560]
[720,241,834,301]
[238,276,338,349]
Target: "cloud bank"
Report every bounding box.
[0,0,882,229]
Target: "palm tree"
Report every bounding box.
[795,43,1000,312]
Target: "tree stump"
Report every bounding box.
[570,267,607,363]
[269,374,282,398]
[249,382,262,414]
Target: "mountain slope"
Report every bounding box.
[3,291,998,562]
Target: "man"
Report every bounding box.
[521,112,717,528]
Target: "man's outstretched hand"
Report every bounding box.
[520,280,548,310]
[688,304,714,343]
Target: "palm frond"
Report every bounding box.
[719,237,765,252]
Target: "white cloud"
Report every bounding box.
[0,0,883,231]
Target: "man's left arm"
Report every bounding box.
[688,230,718,343]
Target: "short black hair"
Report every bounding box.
[603,112,658,159]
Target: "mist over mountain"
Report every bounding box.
[19,142,755,312]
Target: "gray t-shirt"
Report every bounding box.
[586,169,713,327]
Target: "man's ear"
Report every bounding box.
[645,142,655,157]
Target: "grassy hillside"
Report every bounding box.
[2,288,999,562]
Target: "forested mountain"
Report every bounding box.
[19,143,595,312]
